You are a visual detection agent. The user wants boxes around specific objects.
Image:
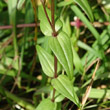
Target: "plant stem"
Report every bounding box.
[51,0,55,28]
[29,0,38,87]
[40,0,58,102]
[0,21,110,30]
[10,9,19,91]
[51,0,55,33]
[31,0,38,43]
[51,0,58,36]
[51,88,56,102]
[51,0,58,102]
[0,23,39,30]
[40,0,53,29]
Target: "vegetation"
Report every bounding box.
[0,0,110,110]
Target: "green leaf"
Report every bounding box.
[55,19,63,33]
[61,16,71,37]
[51,75,80,107]
[55,93,65,102]
[57,0,73,7]
[77,40,101,57]
[35,99,56,110]
[74,0,94,22]
[38,6,51,22]
[38,5,52,36]
[72,47,84,74]
[7,0,17,24]
[1,57,18,70]
[8,0,17,15]
[36,45,61,77]
[17,0,25,10]
[38,6,62,36]
[71,5,100,40]
[58,0,94,22]
[49,31,73,80]
[40,21,52,36]
[41,36,52,53]
[0,69,17,77]
[34,86,52,95]
[50,90,65,102]
[40,19,62,36]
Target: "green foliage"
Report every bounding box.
[7,0,17,24]
[38,6,62,36]
[52,75,80,107]
[49,31,74,80]
[0,0,110,110]
[72,47,84,74]
[17,0,25,10]
[36,45,61,77]
[35,99,56,110]
[74,0,94,22]
[71,5,100,40]
[58,0,94,22]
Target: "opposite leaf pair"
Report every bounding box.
[35,75,80,110]
[37,31,73,80]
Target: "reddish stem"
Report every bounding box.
[40,0,58,102]
[0,23,39,30]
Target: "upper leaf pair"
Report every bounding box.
[37,30,74,80]
[38,6,62,36]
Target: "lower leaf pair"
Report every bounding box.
[35,75,80,110]
[37,31,74,80]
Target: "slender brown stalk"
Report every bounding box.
[40,0,53,29]
[51,88,56,102]
[51,0,58,102]
[71,21,110,27]
[40,0,58,102]
[0,23,39,30]
[51,0,55,28]
[51,0,56,34]
[30,0,38,42]
[81,60,100,108]
[29,0,38,83]
[51,56,58,102]
[0,21,110,30]
[86,58,100,72]
[28,52,37,87]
